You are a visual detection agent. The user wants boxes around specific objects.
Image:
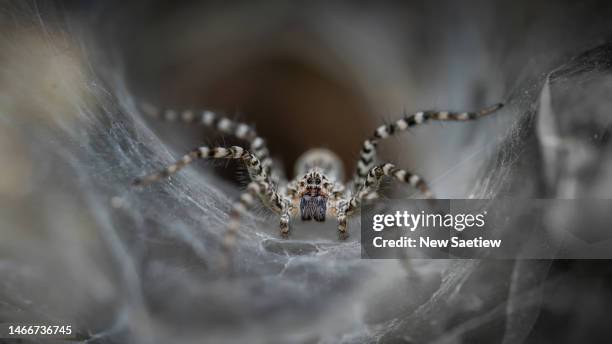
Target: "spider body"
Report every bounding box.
[134,101,503,247]
[293,149,343,222]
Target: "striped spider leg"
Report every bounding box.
[351,103,504,191]
[132,144,291,252]
[135,103,292,255]
[345,163,432,212]
[332,103,504,238]
[139,103,281,184]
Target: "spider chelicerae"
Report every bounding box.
[133,101,503,249]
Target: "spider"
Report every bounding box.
[133,101,503,249]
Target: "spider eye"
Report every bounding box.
[307,178,313,184]
[315,178,321,184]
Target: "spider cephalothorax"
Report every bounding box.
[135,101,503,249]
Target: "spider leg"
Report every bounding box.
[351,103,503,190]
[222,180,289,268]
[347,163,433,214]
[279,209,291,239]
[132,146,269,186]
[139,103,279,182]
[336,200,349,240]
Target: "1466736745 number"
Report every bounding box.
[7,325,72,337]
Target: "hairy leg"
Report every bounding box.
[279,211,291,239]
[336,200,349,240]
[351,103,503,190]
[140,103,280,182]
[347,163,433,214]
[223,180,288,252]
[133,146,270,186]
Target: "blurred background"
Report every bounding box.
[1,0,612,343]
